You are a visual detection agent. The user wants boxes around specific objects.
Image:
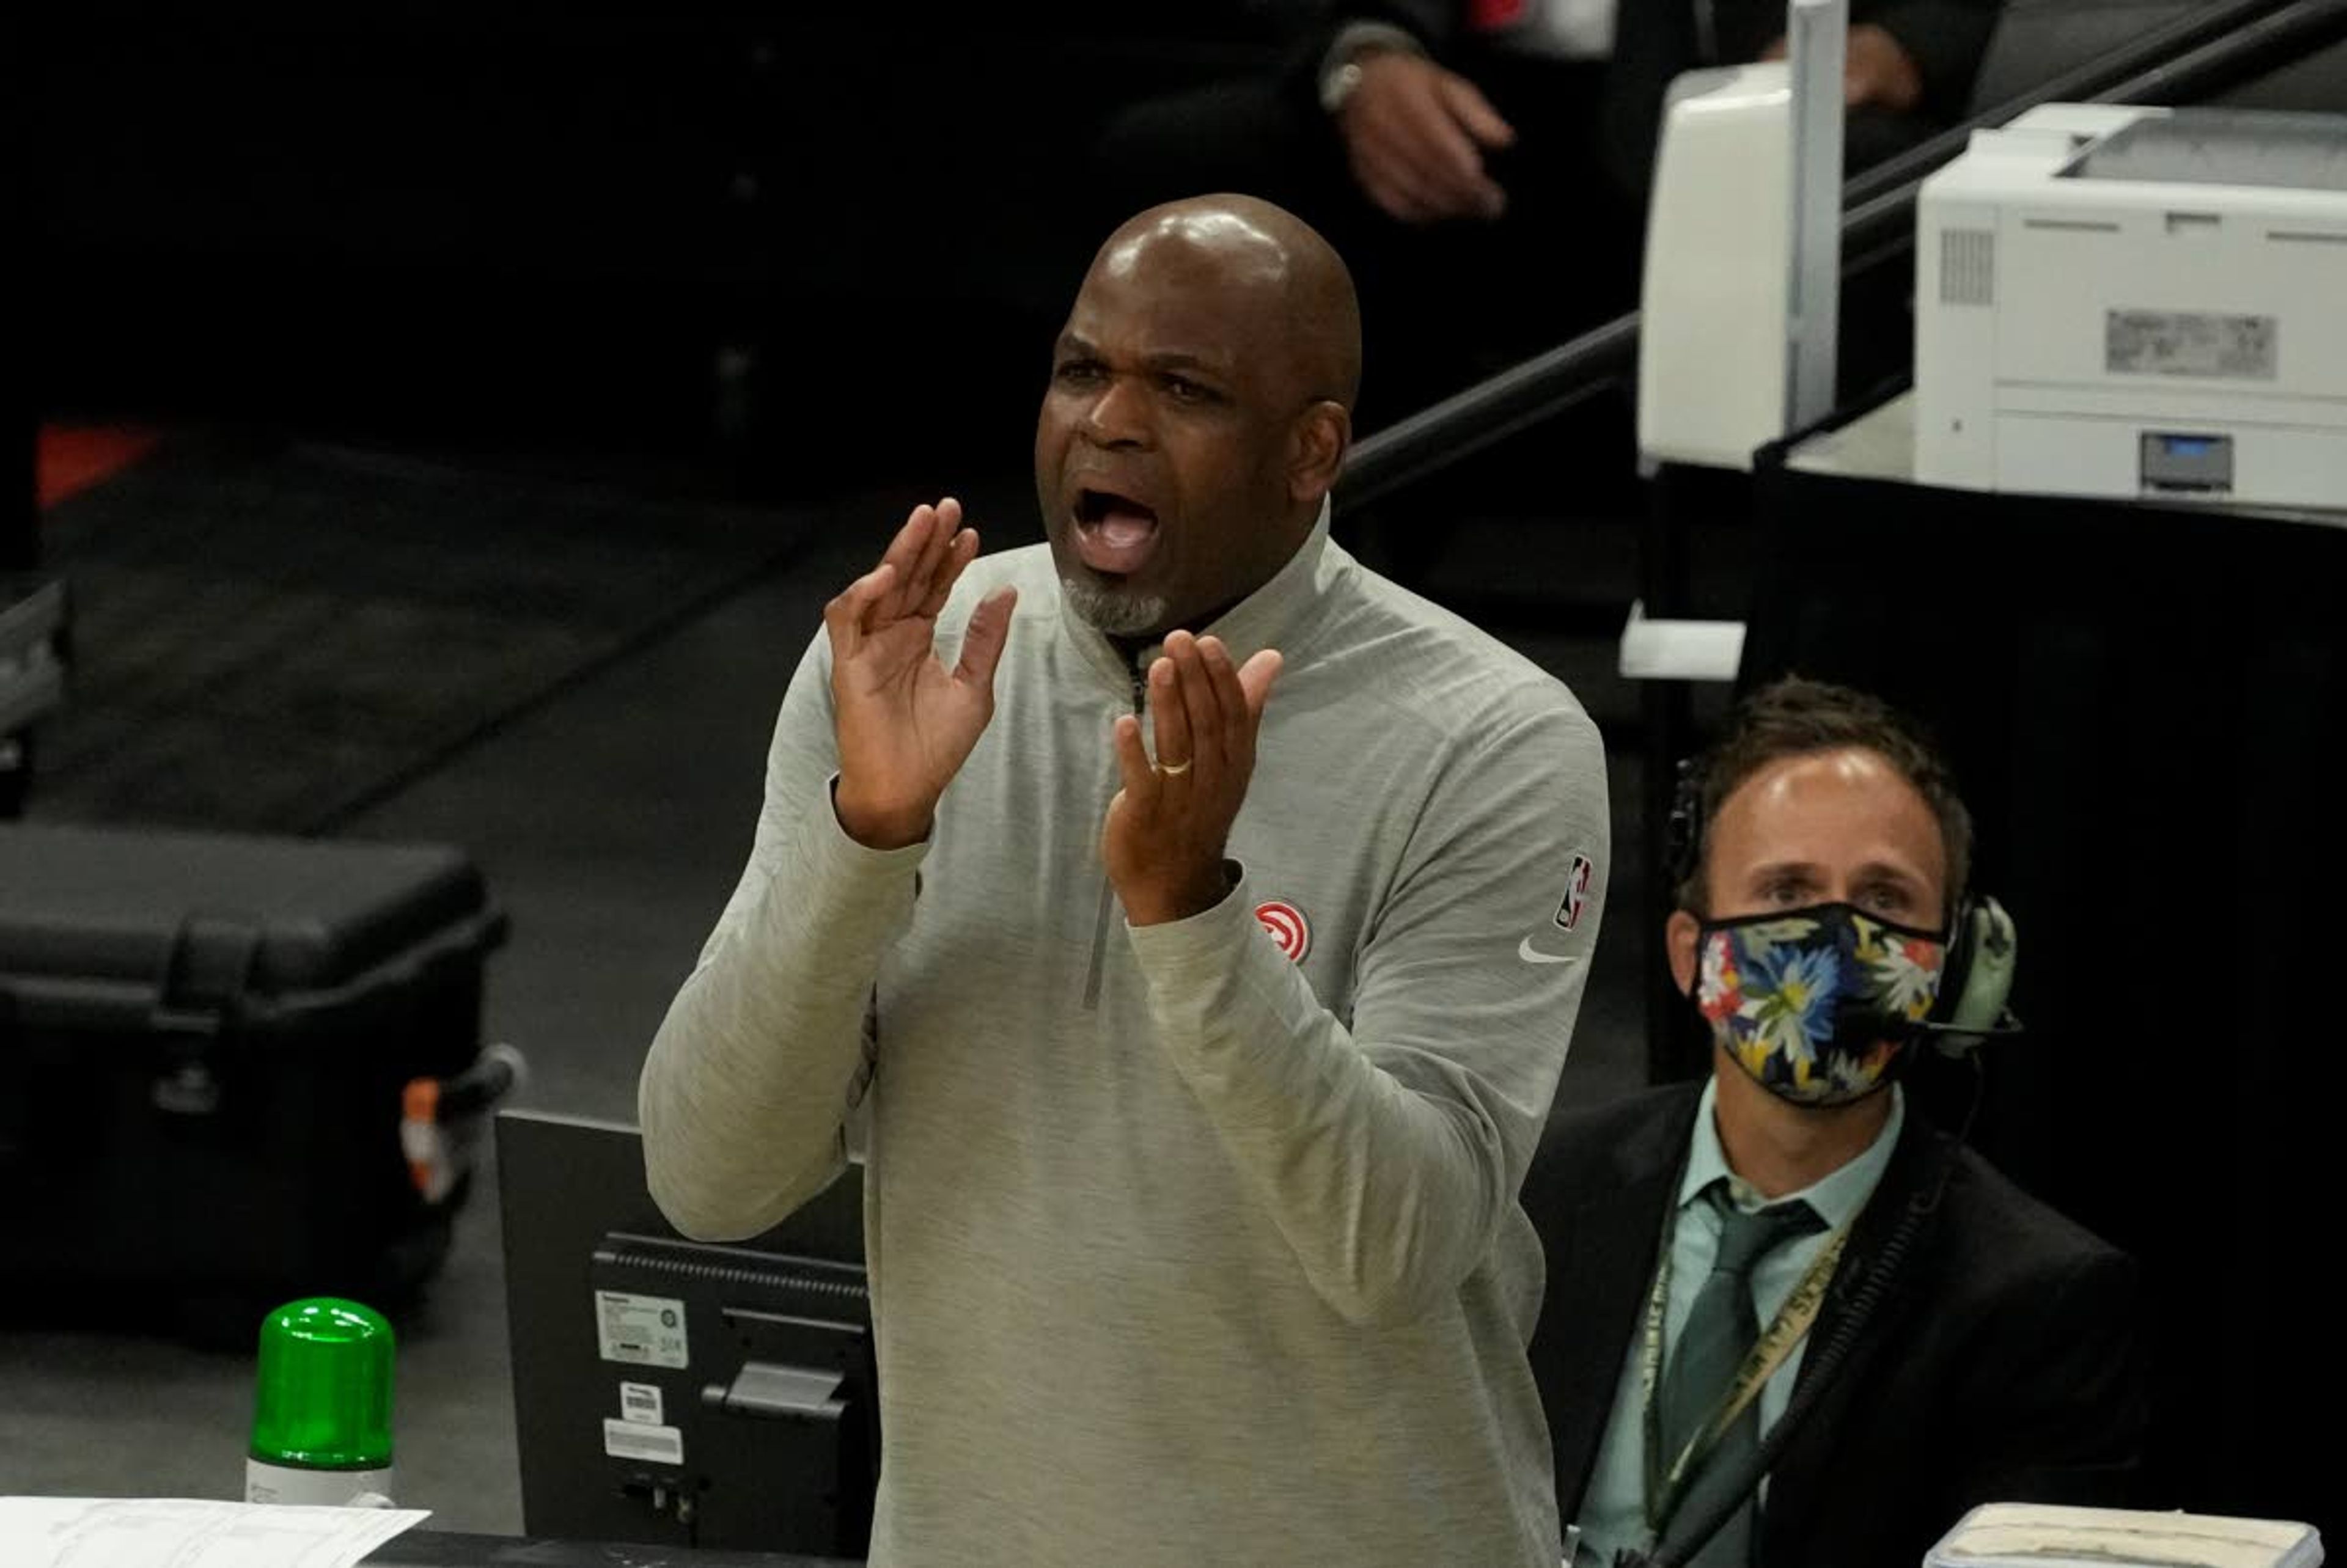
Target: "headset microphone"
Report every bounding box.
[1912,1014,2024,1042]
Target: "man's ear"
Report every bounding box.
[1288,400,1351,506]
[1666,909,1703,997]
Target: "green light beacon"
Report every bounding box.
[245,1297,399,1505]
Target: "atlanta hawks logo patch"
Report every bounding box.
[1254,900,1311,964]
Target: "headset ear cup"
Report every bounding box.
[1936,895,2018,1049]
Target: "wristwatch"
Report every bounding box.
[1320,57,1370,116]
[1317,21,1425,116]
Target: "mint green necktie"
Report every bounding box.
[1657,1189,1823,1568]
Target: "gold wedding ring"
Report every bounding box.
[1156,758,1193,777]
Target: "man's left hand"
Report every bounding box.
[1102,631,1284,927]
[1761,23,1925,112]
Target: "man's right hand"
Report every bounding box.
[1336,50,1516,225]
[825,498,1018,850]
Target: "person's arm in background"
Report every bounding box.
[1106,634,1610,1325]
[1855,0,2002,120]
[1298,2,1523,223]
[1296,0,1463,78]
[1749,0,1997,169]
[639,501,1015,1240]
[1758,0,1999,117]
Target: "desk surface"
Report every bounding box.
[1783,390,1924,483]
[363,1530,858,1567]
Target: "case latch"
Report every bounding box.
[150,914,264,1116]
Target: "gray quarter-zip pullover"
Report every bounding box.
[641,511,1610,1566]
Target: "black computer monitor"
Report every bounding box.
[496,1110,877,1558]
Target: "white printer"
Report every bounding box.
[1915,104,2347,510]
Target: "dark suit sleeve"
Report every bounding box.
[1289,0,1460,86]
[1859,0,2002,119]
[1277,2,1460,113]
[1956,1247,2149,1508]
[1335,1,1461,52]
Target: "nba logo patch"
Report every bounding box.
[1254,900,1312,964]
[1554,854,1596,932]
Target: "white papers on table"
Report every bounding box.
[1927,1503,2323,1568]
[0,1497,430,1568]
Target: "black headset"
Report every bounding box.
[1664,757,2019,1052]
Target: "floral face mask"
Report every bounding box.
[1692,903,1949,1106]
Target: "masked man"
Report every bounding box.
[1524,676,2144,1568]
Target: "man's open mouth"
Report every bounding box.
[1071,486,1161,576]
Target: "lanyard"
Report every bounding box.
[1639,1203,1851,1537]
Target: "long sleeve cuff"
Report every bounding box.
[1123,870,1295,1110]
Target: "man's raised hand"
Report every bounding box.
[1102,632,1282,926]
[826,498,1017,849]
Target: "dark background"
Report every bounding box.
[22,4,1324,472]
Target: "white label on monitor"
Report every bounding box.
[602,1418,685,1466]
[595,1289,689,1369]
[619,1381,665,1425]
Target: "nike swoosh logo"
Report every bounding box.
[1518,937,1582,966]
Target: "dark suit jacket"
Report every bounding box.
[1522,1082,2146,1567]
[1312,0,2002,192]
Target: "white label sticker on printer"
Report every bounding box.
[603,1417,684,1466]
[595,1290,689,1369]
[2107,309,2277,380]
[619,1381,664,1426]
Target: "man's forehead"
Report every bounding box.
[1080,217,1288,325]
[1098,207,1291,285]
[1733,747,1923,814]
[1061,269,1275,374]
[1713,755,1948,885]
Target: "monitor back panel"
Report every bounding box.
[496,1110,869,1555]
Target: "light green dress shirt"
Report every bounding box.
[1569,1079,1904,1567]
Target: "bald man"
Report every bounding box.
[641,196,1611,1566]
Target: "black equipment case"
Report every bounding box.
[0,822,508,1327]
[1,577,68,818]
